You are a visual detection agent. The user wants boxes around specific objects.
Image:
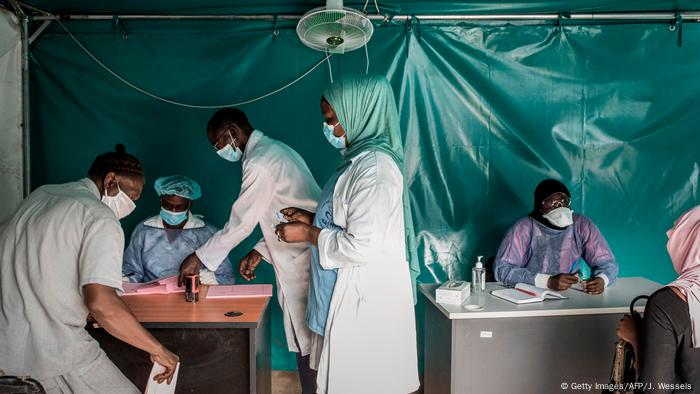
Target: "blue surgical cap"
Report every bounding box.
[154,175,202,200]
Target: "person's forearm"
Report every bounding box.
[90,295,164,355]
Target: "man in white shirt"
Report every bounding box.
[179,108,321,393]
[0,145,178,393]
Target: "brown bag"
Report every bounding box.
[602,295,648,394]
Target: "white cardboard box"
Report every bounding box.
[436,281,471,305]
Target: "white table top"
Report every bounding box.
[419,277,662,320]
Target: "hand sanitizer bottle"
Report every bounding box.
[472,256,485,293]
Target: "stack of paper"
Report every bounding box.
[206,284,273,299]
[122,275,185,295]
[145,362,180,394]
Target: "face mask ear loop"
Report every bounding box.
[103,176,118,198]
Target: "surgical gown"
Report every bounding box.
[494,214,618,288]
[122,214,235,284]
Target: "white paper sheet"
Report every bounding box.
[145,362,180,394]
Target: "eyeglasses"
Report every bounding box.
[542,196,571,210]
[213,129,234,151]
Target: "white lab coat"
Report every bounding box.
[196,130,321,354]
[315,151,419,394]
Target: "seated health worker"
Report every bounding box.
[122,175,235,284]
[494,179,618,294]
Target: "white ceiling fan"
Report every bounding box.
[296,0,375,54]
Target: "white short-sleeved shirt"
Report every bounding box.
[0,178,125,379]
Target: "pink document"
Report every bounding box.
[122,275,185,295]
[206,284,273,299]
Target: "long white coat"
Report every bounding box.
[196,130,321,355]
[315,150,419,394]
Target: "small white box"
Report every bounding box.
[436,281,471,305]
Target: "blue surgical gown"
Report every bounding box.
[122,216,235,284]
[306,168,344,336]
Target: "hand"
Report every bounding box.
[150,347,179,384]
[280,207,314,225]
[617,314,638,346]
[178,253,202,286]
[583,277,605,295]
[547,273,579,291]
[276,222,315,243]
[240,249,263,281]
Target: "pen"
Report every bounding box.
[516,288,537,297]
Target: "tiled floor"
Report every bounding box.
[271,371,424,394]
[272,371,302,394]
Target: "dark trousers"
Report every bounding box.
[294,336,318,394]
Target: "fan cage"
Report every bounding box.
[296,7,374,54]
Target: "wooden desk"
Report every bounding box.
[88,286,271,394]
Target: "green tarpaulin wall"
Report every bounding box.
[21,8,700,370]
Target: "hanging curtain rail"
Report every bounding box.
[28,12,700,22]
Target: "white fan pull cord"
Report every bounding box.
[326,49,334,83]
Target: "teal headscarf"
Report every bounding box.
[322,74,420,302]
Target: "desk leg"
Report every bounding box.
[250,303,271,394]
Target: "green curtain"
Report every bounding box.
[17,0,700,14]
[29,19,700,370]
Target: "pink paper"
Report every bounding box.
[122,282,148,294]
[206,284,273,299]
[122,275,184,295]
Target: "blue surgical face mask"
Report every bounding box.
[216,130,243,162]
[323,122,347,149]
[160,208,188,226]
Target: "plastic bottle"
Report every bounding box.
[472,256,485,293]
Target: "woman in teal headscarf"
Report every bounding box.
[276,74,419,394]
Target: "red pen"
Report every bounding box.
[516,288,537,297]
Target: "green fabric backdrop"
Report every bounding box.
[17,0,700,14]
[27,18,700,370]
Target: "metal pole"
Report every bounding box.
[8,0,31,196]
[28,11,700,22]
[29,20,51,44]
[21,15,30,196]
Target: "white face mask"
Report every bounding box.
[101,181,136,220]
[542,207,574,228]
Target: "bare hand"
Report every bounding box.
[150,347,179,384]
[280,207,314,225]
[240,249,263,281]
[617,314,638,346]
[583,277,605,295]
[276,222,311,243]
[547,273,579,291]
[178,253,202,286]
